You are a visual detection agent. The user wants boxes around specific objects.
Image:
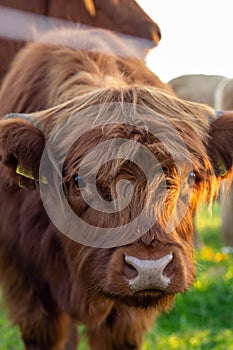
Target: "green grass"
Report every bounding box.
[143,204,233,350]
[1,204,233,349]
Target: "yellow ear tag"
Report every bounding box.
[217,160,228,177]
[16,164,48,185]
[40,176,48,185]
[18,177,37,190]
[16,164,35,180]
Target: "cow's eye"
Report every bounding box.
[74,175,86,188]
[188,170,196,184]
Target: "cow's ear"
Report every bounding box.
[0,115,45,188]
[207,112,233,178]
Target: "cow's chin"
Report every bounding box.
[103,290,175,311]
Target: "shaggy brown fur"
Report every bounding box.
[0,29,232,350]
[169,74,233,247]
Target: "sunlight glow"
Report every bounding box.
[136,0,233,83]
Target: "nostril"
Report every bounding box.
[124,261,138,280]
[163,254,175,278]
[124,258,138,280]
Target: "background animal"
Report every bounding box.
[0,28,232,350]
[169,74,233,247]
[0,0,161,82]
[169,74,233,110]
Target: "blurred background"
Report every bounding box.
[137,0,233,82]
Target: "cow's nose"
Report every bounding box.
[124,253,173,292]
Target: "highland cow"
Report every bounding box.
[0,29,232,350]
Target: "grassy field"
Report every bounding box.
[0,204,233,349]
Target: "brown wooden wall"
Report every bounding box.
[0,0,161,81]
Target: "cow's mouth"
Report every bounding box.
[103,290,175,309]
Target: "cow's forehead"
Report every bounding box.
[60,114,209,183]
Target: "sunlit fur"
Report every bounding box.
[0,28,232,350]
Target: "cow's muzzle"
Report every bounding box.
[124,253,173,293]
